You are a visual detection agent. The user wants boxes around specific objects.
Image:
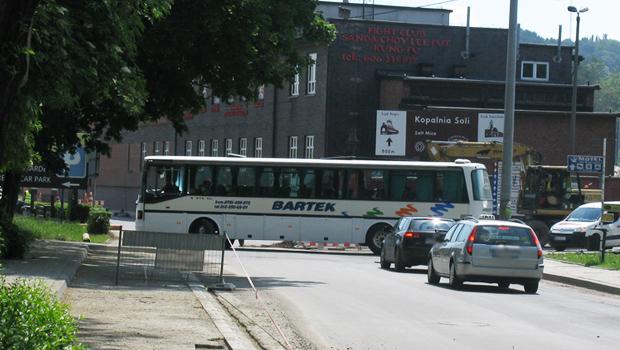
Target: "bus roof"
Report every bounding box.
[144,156,486,170]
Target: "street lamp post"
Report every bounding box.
[568,6,588,154]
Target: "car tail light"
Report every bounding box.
[137,210,144,220]
[465,226,478,255]
[530,229,543,258]
[404,231,421,239]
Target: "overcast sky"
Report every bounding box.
[325,0,618,41]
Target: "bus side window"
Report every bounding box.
[365,170,386,200]
[277,168,300,198]
[215,166,234,196]
[237,167,256,197]
[300,168,316,198]
[320,169,338,199]
[415,171,435,202]
[347,170,362,199]
[442,170,468,203]
[258,167,275,197]
[189,165,214,195]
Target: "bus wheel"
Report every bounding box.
[190,219,217,235]
[366,225,388,256]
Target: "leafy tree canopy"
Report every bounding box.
[1,0,335,174]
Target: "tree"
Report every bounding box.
[138,0,336,126]
[0,0,335,257]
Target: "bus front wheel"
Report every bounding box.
[190,219,218,235]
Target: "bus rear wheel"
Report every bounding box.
[366,224,389,255]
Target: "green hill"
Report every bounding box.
[519,28,620,112]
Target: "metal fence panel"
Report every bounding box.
[115,230,225,284]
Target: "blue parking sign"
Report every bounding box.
[64,148,87,178]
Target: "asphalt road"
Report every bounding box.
[223,250,620,350]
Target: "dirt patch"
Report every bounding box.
[63,246,225,349]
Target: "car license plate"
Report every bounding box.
[425,238,435,244]
[554,236,567,241]
[491,250,519,258]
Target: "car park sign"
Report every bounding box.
[567,155,604,174]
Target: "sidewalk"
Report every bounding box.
[543,258,620,295]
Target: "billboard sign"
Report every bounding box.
[376,110,406,156]
[477,113,504,142]
[407,110,476,158]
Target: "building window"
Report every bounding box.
[521,61,549,81]
[290,70,300,97]
[307,53,317,94]
[211,139,219,156]
[225,138,233,156]
[289,136,298,158]
[239,138,247,156]
[198,140,206,156]
[185,140,192,156]
[154,141,161,155]
[254,137,263,158]
[163,141,170,155]
[305,135,315,159]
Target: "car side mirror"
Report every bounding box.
[601,212,616,225]
[434,229,447,242]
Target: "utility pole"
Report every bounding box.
[500,0,518,220]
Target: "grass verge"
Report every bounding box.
[546,251,620,270]
[13,216,109,244]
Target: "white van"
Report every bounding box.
[549,202,604,251]
[585,201,620,251]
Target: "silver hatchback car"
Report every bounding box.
[427,219,544,293]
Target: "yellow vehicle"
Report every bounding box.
[425,140,602,245]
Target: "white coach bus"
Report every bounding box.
[135,156,492,254]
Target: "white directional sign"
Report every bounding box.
[375,110,406,156]
[567,155,604,174]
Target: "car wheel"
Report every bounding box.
[587,235,601,251]
[427,257,440,284]
[448,262,462,289]
[524,280,539,294]
[380,246,391,269]
[498,281,510,289]
[394,247,405,272]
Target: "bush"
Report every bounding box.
[87,206,111,234]
[0,219,33,259]
[0,277,85,349]
[69,204,90,223]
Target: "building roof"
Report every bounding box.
[377,72,601,90]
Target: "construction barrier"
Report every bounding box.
[114,229,227,284]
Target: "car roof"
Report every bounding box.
[577,201,620,209]
[461,219,531,229]
[404,216,455,221]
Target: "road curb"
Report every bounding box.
[236,246,372,256]
[543,273,620,296]
[188,273,258,350]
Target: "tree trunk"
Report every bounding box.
[0,0,39,167]
[0,170,21,222]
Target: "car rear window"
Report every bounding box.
[474,225,534,246]
[410,220,454,231]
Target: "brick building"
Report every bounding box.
[93,3,619,212]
